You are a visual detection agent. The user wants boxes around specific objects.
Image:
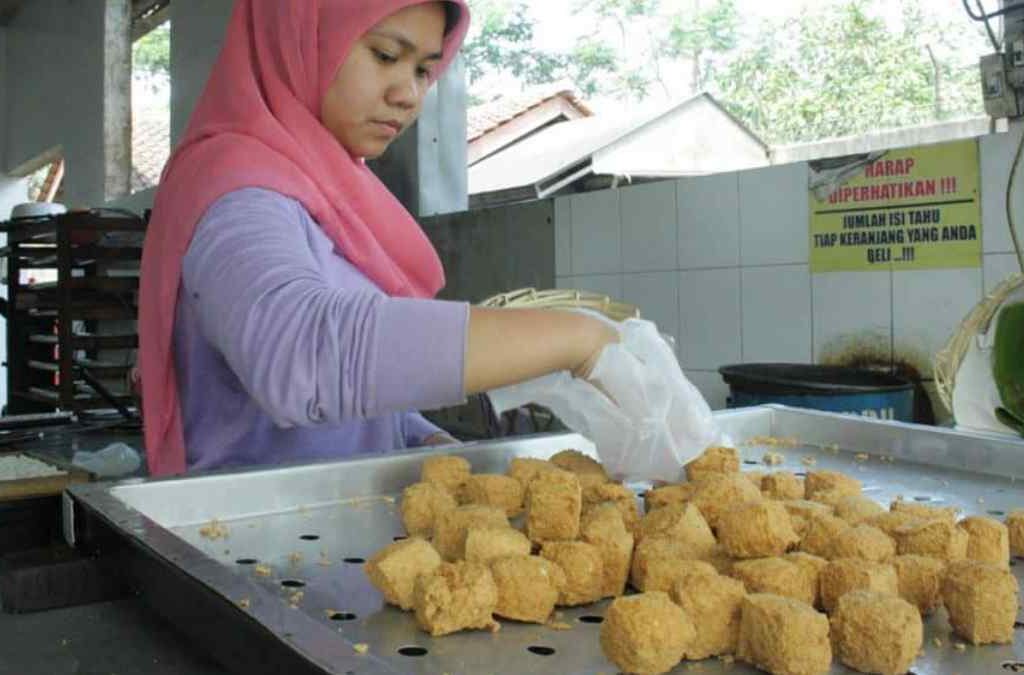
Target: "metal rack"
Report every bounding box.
[0,210,144,415]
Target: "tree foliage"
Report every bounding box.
[465,0,990,144]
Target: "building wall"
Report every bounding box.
[593,97,768,177]
[555,121,1023,420]
[169,0,234,147]
[3,0,106,205]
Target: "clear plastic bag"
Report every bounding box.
[488,317,724,482]
[72,442,142,478]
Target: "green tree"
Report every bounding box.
[132,21,170,79]
[702,0,989,144]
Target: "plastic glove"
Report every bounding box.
[487,316,724,482]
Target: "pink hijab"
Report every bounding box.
[139,0,470,476]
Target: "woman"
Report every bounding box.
[139,0,619,476]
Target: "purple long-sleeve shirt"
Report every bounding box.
[173,188,469,471]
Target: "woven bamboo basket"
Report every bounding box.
[934,272,1024,413]
[478,287,640,322]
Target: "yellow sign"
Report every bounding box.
[809,139,981,272]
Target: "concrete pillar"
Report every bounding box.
[105,0,132,200]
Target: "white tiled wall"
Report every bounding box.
[741,265,813,363]
[812,271,892,365]
[739,163,810,266]
[892,268,983,378]
[553,125,1013,410]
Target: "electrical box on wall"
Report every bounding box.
[983,53,1022,118]
[976,0,1024,119]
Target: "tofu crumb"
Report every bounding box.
[253,564,272,577]
[763,451,784,466]
[198,519,229,540]
[933,637,943,648]
[547,621,573,630]
[719,654,735,664]
[353,643,369,655]
[383,495,396,504]
[800,456,817,466]
[288,590,304,608]
[977,497,986,505]
[489,621,502,633]
[288,552,303,565]
[855,453,870,462]
[237,598,250,610]
[954,642,967,652]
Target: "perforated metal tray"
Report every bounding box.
[66,405,1024,674]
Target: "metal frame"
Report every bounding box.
[65,406,1024,674]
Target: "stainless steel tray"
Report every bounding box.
[65,405,1024,674]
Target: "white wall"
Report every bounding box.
[3,0,106,205]
[0,174,27,411]
[555,120,1023,420]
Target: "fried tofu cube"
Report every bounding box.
[890,499,958,524]
[1006,510,1024,556]
[671,569,746,659]
[731,557,816,607]
[540,541,604,606]
[459,474,524,517]
[691,473,764,530]
[490,555,565,623]
[783,500,834,538]
[942,560,1019,644]
[582,482,641,534]
[421,455,471,495]
[581,504,634,597]
[600,592,696,675]
[433,505,510,562]
[785,499,835,519]
[744,471,767,490]
[463,526,531,565]
[506,457,556,490]
[799,513,851,559]
[864,511,923,540]
[400,482,457,537]
[831,591,923,675]
[413,561,498,636]
[894,520,969,562]
[638,502,716,555]
[718,501,799,559]
[958,516,1010,566]
[365,537,442,611]
[829,524,896,563]
[893,555,945,615]
[631,537,708,592]
[805,470,861,500]
[705,544,739,576]
[784,552,828,608]
[643,482,697,512]
[762,472,805,500]
[525,468,582,543]
[819,558,898,614]
[834,495,886,525]
[550,449,608,485]
[685,445,740,483]
[737,594,832,675]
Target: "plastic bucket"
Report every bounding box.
[718,363,915,422]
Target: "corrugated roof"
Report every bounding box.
[467,84,592,141]
[131,104,170,193]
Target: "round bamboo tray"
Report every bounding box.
[934,273,1024,412]
[478,287,640,322]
